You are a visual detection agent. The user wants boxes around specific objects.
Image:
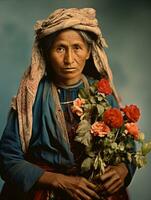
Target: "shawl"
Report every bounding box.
[11,8,119,152]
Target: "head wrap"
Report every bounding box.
[11,8,119,152]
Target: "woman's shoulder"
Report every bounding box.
[34,75,49,105]
[86,76,98,84]
[106,94,119,108]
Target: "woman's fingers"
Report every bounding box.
[105,178,123,194]
[73,188,90,200]
[103,171,120,189]
[108,181,124,194]
[84,178,96,189]
[63,176,100,200]
[101,169,115,182]
[77,178,100,199]
[90,164,128,197]
[104,166,111,172]
[74,187,97,200]
[82,186,100,199]
[100,166,125,195]
[68,191,81,200]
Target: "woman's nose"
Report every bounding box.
[64,49,74,65]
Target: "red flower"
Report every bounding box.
[125,122,139,140]
[122,104,140,122]
[91,121,110,137]
[97,78,112,95]
[103,108,123,128]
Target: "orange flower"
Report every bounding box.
[97,78,112,95]
[122,104,140,122]
[103,108,123,128]
[91,121,110,137]
[72,98,85,116]
[125,122,139,140]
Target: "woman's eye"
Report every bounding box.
[56,47,65,53]
[74,45,81,50]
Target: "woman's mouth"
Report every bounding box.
[63,67,77,72]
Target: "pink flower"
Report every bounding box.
[125,122,139,140]
[72,98,85,116]
[91,121,110,137]
[97,78,112,95]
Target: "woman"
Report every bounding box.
[0,8,135,200]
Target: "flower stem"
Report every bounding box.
[114,128,120,142]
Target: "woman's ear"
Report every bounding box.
[86,46,91,60]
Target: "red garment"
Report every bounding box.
[33,189,129,200]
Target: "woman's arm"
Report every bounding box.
[0,109,44,192]
[0,109,100,200]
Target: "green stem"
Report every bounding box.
[114,128,120,142]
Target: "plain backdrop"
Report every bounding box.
[0,0,151,199]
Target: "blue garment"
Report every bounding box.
[0,76,135,199]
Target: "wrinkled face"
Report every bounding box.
[48,29,90,85]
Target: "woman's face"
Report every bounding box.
[48,29,90,85]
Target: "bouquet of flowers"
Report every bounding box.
[71,78,151,181]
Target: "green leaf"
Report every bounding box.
[135,153,147,168]
[75,120,92,146]
[87,151,95,158]
[78,88,89,99]
[85,146,94,156]
[118,142,125,151]
[97,104,104,116]
[90,96,96,104]
[96,94,103,102]
[138,132,145,143]
[127,152,132,162]
[81,157,93,172]
[83,103,93,110]
[75,131,92,146]
[94,155,99,170]
[141,142,151,156]
[111,142,118,150]
[93,155,106,174]
[76,120,91,134]
[90,84,97,94]
[126,142,133,150]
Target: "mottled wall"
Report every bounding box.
[0,0,151,199]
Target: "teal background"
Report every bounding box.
[0,0,151,199]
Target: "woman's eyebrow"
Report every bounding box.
[54,40,84,46]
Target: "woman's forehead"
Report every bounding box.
[51,29,87,46]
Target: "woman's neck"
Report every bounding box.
[53,75,82,88]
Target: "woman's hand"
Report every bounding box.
[38,171,100,200]
[100,163,128,195]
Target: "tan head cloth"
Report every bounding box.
[11,8,119,152]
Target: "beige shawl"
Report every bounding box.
[11,8,119,152]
